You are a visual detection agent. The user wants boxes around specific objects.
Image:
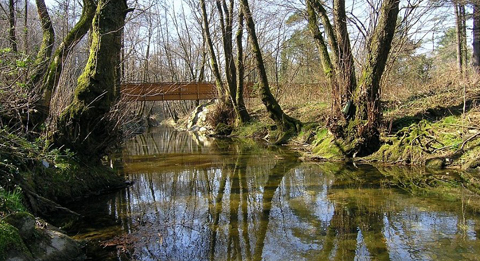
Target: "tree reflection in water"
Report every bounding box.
[71,127,480,261]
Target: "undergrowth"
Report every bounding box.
[0,187,25,217]
[0,126,124,217]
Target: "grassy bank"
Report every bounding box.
[231,83,480,169]
[217,82,480,204]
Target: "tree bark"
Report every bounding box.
[8,0,17,52]
[454,2,467,75]
[474,1,480,72]
[30,0,55,89]
[307,0,356,120]
[240,0,300,142]
[23,0,28,52]
[333,0,356,106]
[201,0,250,125]
[350,0,400,155]
[37,0,96,119]
[57,0,131,157]
[217,0,237,101]
[306,0,337,109]
[200,0,226,100]
[310,0,339,68]
[235,9,250,123]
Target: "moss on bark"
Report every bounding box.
[36,0,96,118]
[344,0,400,156]
[57,0,129,157]
[30,0,54,89]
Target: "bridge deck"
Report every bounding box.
[121,82,217,101]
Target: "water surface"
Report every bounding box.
[70,127,480,261]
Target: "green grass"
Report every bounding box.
[0,187,25,216]
[233,121,269,138]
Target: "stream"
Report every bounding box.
[69,126,480,261]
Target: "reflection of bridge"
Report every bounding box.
[121,82,217,101]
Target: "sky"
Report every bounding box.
[39,0,466,54]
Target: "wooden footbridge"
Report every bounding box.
[121,82,217,101]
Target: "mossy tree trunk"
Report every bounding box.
[36,0,96,120]
[333,0,356,107]
[307,0,398,156]
[454,2,468,75]
[56,0,131,157]
[349,0,399,155]
[306,1,338,109]
[240,0,300,142]
[307,0,356,119]
[30,0,55,89]
[216,0,236,102]
[235,9,250,124]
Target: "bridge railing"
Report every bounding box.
[121,82,217,101]
[121,82,255,101]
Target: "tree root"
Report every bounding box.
[13,172,81,218]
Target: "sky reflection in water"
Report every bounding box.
[71,127,480,261]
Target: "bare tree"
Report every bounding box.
[23,0,28,51]
[473,0,480,72]
[240,0,300,143]
[454,0,468,74]
[200,0,226,100]
[235,8,250,123]
[306,0,399,155]
[8,0,17,52]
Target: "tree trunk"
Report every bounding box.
[219,0,251,124]
[217,0,237,102]
[349,0,400,156]
[333,0,356,107]
[240,0,300,143]
[201,0,250,126]
[455,2,467,75]
[474,1,480,72]
[307,0,356,120]
[235,9,250,123]
[200,0,226,101]
[36,0,96,120]
[57,0,131,157]
[30,0,55,89]
[461,4,468,70]
[306,0,337,109]
[23,0,28,52]
[310,0,339,68]
[8,0,17,52]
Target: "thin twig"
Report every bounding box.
[460,132,480,151]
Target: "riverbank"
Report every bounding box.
[0,129,126,260]
[178,85,480,171]
[170,84,480,208]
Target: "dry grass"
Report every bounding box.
[243,82,331,124]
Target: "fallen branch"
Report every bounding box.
[459,132,480,151]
